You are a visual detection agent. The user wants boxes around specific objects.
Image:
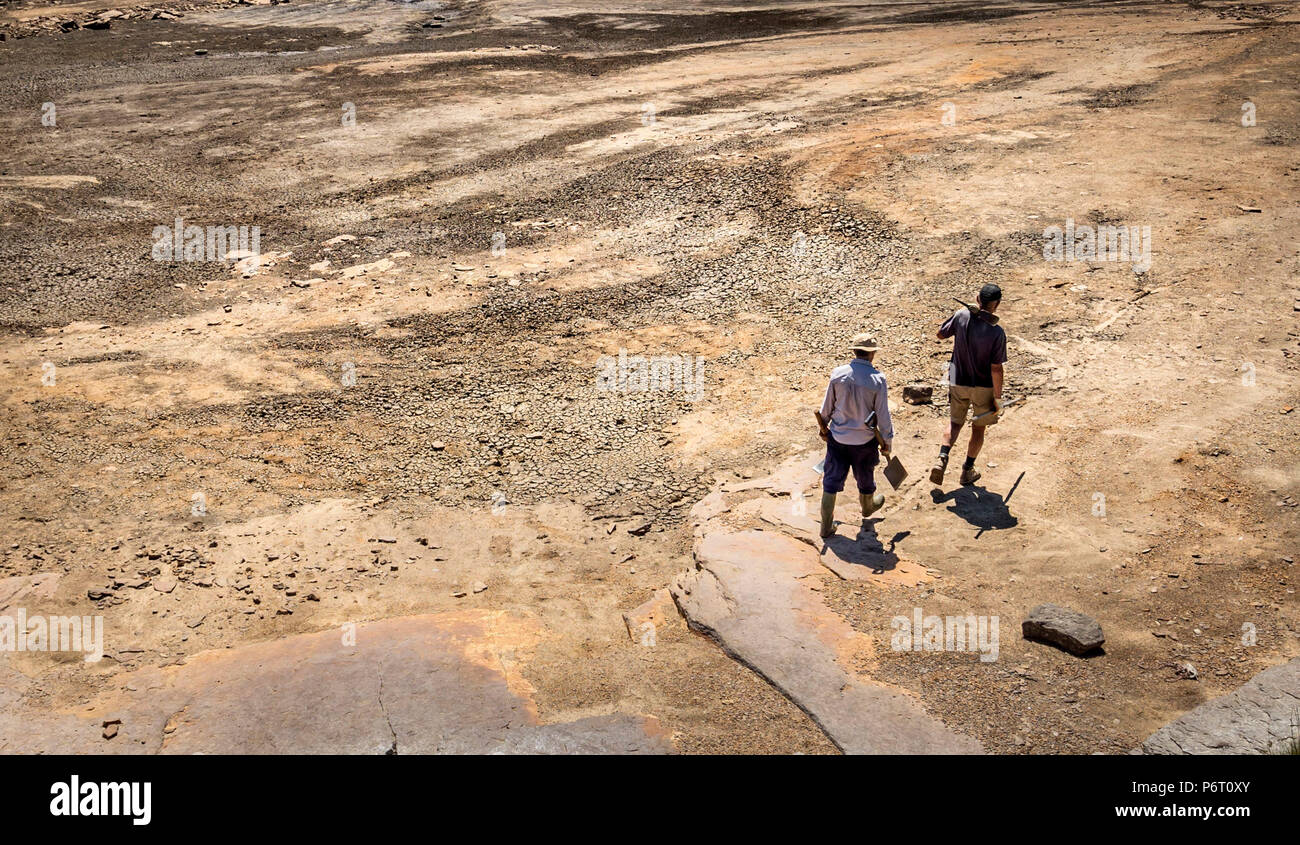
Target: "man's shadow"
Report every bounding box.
[930,473,1022,535]
[823,526,909,575]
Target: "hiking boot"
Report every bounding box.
[859,492,885,518]
[929,455,948,485]
[960,466,981,485]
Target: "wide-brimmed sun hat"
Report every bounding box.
[849,332,880,352]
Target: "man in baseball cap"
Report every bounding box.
[814,332,894,538]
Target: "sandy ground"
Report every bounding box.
[1,0,1297,753]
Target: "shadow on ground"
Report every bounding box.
[822,524,907,573]
[930,474,1022,534]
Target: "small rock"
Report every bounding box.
[472,581,487,594]
[902,384,934,405]
[102,719,121,740]
[1022,603,1105,656]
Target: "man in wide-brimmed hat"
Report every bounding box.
[814,332,893,539]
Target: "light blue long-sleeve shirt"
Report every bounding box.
[819,358,893,448]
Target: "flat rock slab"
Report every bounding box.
[755,498,931,587]
[0,572,61,612]
[0,611,670,755]
[720,454,821,494]
[819,534,931,587]
[622,588,681,645]
[672,529,980,754]
[1137,657,1300,755]
[1022,603,1104,655]
[689,490,731,528]
[756,496,822,547]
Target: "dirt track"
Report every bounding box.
[1,0,1297,753]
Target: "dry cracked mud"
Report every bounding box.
[1,0,1298,753]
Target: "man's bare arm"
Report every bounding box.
[991,363,1004,400]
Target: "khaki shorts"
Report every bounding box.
[950,385,998,427]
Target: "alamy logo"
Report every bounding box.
[152,217,260,263]
[891,607,999,662]
[50,776,151,826]
[596,348,705,401]
[1043,218,1151,273]
[0,609,103,662]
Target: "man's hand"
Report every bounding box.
[814,410,830,442]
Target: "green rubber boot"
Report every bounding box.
[860,492,885,518]
[819,492,836,538]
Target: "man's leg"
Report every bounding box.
[820,491,837,538]
[853,442,885,518]
[933,387,971,484]
[821,438,850,538]
[960,389,994,485]
[961,424,985,485]
[943,421,963,449]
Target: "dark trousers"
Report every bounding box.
[822,435,879,494]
